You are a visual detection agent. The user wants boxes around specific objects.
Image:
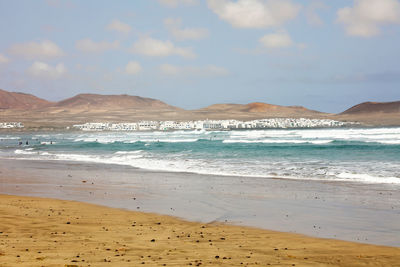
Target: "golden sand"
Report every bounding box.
[0,194,399,266]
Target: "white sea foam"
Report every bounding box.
[14,149,36,155]
[0,136,20,140]
[336,172,400,184]
[225,128,400,145]
[223,139,333,144]
[114,150,143,154]
[375,140,400,145]
[41,141,56,145]
[74,133,202,144]
[5,128,400,185]
[66,127,400,146]
[126,138,200,143]
[11,148,400,185]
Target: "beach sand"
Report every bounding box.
[1,158,400,248]
[1,194,400,267]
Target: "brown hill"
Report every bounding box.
[54,93,179,111]
[3,87,400,127]
[0,89,53,110]
[341,101,400,115]
[198,102,323,118]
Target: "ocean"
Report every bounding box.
[1,127,400,185]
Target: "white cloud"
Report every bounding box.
[207,0,300,28]
[75,39,120,53]
[158,0,198,7]
[306,1,328,26]
[106,19,131,34]
[125,61,142,75]
[337,0,400,37]
[164,18,209,40]
[159,63,229,76]
[27,61,67,79]
[8,40,64,59]
[259,32,293,48]
[130,37,195,58]
[0,53,9,64]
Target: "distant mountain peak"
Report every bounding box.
[199,101,322,117]
[341,101,400,115]
[55,93,178,111]
[0,88,53,110]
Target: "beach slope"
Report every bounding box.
[0,194,399,266]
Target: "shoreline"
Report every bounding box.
[1,158,399,248]
[1,194,400,266]
[2,124,400,133]
[5,155,394,186]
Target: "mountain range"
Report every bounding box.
[0,89,53,110]
[1,88,399,128]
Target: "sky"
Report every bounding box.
[0,0,400,113]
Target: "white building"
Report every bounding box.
[0,122,24,128]
[138,121,158,131]
[72,118,354,131]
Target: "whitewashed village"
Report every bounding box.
[72,118,354,131]
[0,122,24,129]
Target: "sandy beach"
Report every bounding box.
[1,158,399,247]
[0,158,400,266]
[1,194,399,267]
[2,0,400,265]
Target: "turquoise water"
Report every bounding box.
[1,128,400,184]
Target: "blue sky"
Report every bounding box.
[0,0,399,113]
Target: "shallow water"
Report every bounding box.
[1,127,400,184]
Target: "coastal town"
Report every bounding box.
[72,118,354,131]
[0,122,24,129]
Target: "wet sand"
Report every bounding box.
[1,194,400,267]
[1,159,399,248]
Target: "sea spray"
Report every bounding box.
[1,127,400,184]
